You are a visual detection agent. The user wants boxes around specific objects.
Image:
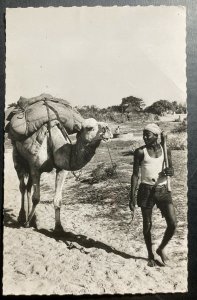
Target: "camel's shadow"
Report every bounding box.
[3,208,20,228]
[35,227,147,261]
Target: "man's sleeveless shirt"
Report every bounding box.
[141,146,167,186]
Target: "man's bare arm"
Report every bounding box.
[129,148,143,211]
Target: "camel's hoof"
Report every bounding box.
[20,215,37,228]
[147,258,157,267]
[54,224,64,235]
[29,215,37,229]
[24,221,30,228]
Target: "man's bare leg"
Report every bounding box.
[141,208,156,267]
[156,203,177,264]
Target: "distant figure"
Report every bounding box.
[129,123,176,267]
[114,126,120,135]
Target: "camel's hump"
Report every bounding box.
[6,94,84,141]
[17,93,71,109]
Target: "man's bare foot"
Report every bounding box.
[54,223,64,235]
[147,258,157,267]
[156,248,169,265]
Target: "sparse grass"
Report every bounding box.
[109,139,142,151]
[168,133,187,150]
[171,120,187,133]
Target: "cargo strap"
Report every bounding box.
[44,99,82,180]
[44,99,71,143]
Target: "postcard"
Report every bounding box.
[3,6,187,295]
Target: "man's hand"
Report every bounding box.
[129,200,135,211]
[129,201,135,221]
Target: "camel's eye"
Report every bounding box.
[86,126,94,131]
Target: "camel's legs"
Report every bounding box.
[54,169,67,232]
[12,145,29,224]
[27,175,33,215]
[24,169,40,228]
[26,175,38,227]
[17,174,28,224]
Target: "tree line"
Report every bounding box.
[76,96,186,122]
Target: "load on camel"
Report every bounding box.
[5,94,113,232]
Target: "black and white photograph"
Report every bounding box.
[3,6,187,295]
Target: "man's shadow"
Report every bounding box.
[35,227,147,261]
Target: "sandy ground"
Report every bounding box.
[3,134,188,295]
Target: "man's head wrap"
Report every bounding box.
[144,123,161,135]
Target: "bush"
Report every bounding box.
[91,162,117,183]
[77,105,160,123]
[168,133,187,150]
[144,100,174,115]
[171,120,187,133]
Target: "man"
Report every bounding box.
[129,123,177,267]
[115,126,120,134]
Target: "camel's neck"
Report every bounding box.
[69,138,101,171]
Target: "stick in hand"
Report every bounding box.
[161,131,171,192]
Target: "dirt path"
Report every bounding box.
[3,147,187,295]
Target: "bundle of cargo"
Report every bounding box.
[5,94,84,141]
[15,120,60,159]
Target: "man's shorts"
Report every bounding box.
[137,182,173,210]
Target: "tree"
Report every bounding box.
[176,102,187,114]
[144,100,174,116]
[121,96,145,113]
[170,101,187,114]
[107,105,122,113]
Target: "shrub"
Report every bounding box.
[168,133,187,150]
[91,162,117,183]
[77,105,160,123]
[171,120,187,133]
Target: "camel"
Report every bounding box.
[11,117,113,232]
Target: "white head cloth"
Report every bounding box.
[144,123,161,135]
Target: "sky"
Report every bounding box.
[6,6,186,108]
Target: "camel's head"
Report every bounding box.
[78,118,113,144]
